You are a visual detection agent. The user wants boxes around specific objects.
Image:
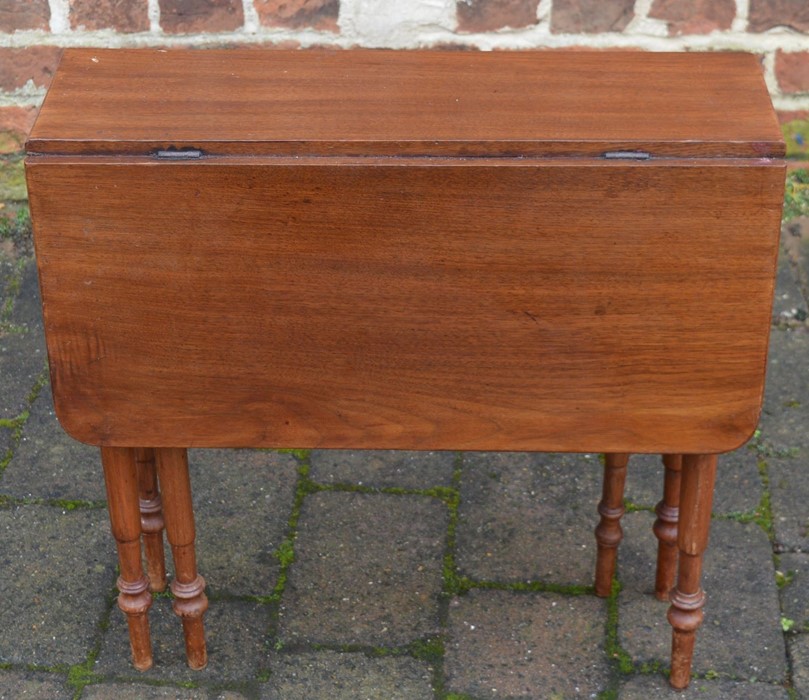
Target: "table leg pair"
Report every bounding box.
[100,447,208,671]
[595,453,718,689]
[102,448,716,689]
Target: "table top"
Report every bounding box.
[28,49,783,159]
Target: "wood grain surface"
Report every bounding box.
[27,49,783,158]
[26,156,784,452]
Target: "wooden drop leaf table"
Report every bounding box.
[25,49,785,689]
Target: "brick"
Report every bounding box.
[159,0,244,33]
[255,0,339,31]
[69,0,149,32]
[0,106,38,155]
[456,0,540,32]
[777,51,809,95]
[0,0,50,31]
[778,109,809,124]
[649,0,735,35]
[551,0,635,33]
[0,47,62,92]
[749,0,809,33]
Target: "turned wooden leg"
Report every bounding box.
[135,448,167,593]
[155,448,208,670]
[653,454,682,601]
[594,453,630,597]
[667,453,718,689]
[101,447,154,671]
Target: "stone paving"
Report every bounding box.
[0,207,807,699]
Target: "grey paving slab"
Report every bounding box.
[773,240,808,320]
[0,425,12,464]
[0,260,46,420]
[309,449,456,490]
[279,491,447,646]
[778,553,809,628]
[784,217,809,307]
[1,386,104,501]
[0,670,72,700]
[624,450,763,516]
[261,651,434,699]
[619,675,790,699]
[618,513,785,682]
[0,505,115,666]
[456,452,601,585]
[445,588,609,699]
[185,449,298,597]
[789,634,809,700]
[770,454,809,552]
[82,683,208,699]
[95,599,271,684]
[759,329,809,452]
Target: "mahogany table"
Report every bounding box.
[25,49,784,689]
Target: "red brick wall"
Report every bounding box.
[1,0,808,156]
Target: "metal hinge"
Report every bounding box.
[155,149,203,159]
[603,151,651,160]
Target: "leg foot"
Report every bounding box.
[101,447,154,671]
[667,453,717,689]
[594,453,630,597]
[135,448,167,593]
[155,448,208,670]
[653,454,682,601]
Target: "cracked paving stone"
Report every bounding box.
[95,598,272,684]
[309,449,456,490]
[445,588,609,699]
[261,651,434,699]
[618,513,785,682]
[456,452,601,585]
[279,491,447,646]
[0,505,115,666]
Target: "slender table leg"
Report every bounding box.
[653,454,682,601]
[135,448,167,593]
[100,447,154,671]
[594,452,630,597]
[155,448,208,670]
[667,453,718,689]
